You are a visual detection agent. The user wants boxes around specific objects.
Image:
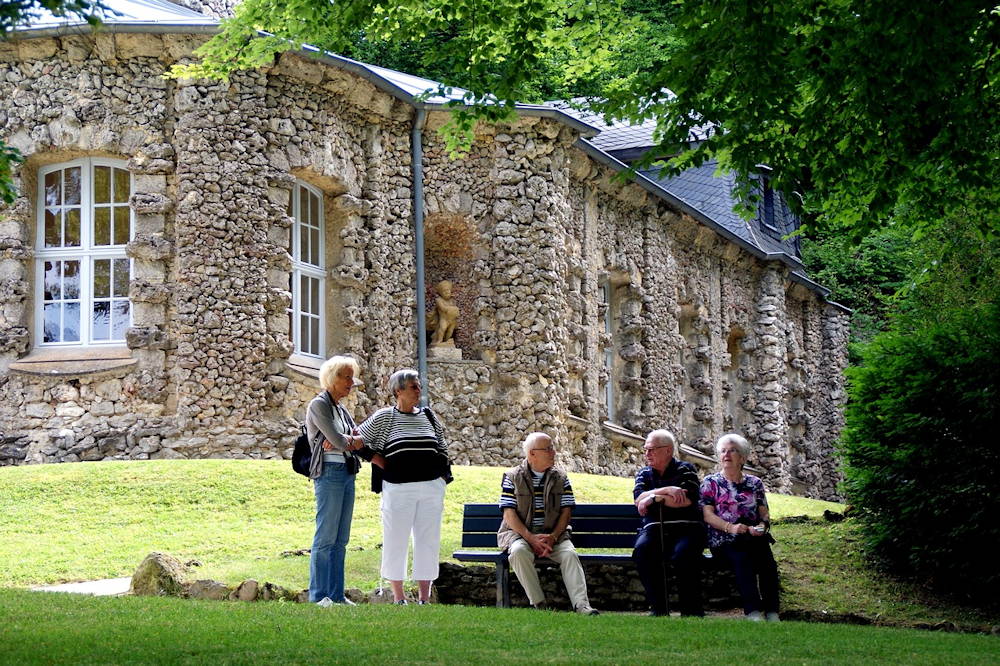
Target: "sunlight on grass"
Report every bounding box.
[0,459,839,590]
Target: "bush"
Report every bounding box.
[840,303,1000,602]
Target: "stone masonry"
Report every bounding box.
[0,30,849,499]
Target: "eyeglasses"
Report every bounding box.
[643,446,671,452]
[530,446,555,453]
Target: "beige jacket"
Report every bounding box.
[496,460,573,551]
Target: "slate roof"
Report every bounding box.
[549,101,804,263]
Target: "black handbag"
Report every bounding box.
[291,424,317,476]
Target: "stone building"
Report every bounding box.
[0,0,849,498]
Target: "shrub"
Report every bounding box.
[840,303,1000,602]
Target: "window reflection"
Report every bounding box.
[37,160,132,345]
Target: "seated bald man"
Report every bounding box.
[632,429,705,617]
[496,432,599,615]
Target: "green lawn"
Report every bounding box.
[1,588,997,665]
[1,460,997,632]
[0,459,837,590]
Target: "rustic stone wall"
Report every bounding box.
[434,559,742,611]
[0,31,849,498]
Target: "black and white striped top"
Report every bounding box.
[358,406,448,484]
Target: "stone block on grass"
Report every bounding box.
[130,552,187,597]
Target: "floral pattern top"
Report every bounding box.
[699,472,769,548]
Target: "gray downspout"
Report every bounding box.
[412,108,428,406]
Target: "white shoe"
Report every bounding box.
[575,604,600,616]
[746,611,764,621]
[336,597,357,606]
[316,597,334,608]
[765,612,780,622]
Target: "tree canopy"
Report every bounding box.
[170,0,999,238]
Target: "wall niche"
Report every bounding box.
[424,213,480,357]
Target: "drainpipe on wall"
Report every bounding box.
[412,108,428,406]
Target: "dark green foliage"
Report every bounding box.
[800,227,914,353]
[840,303,1000,602]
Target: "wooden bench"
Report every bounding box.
[452,503,641,608]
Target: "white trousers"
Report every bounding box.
[380,477,446,581]
[508,538,591,608]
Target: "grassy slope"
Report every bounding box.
[1,460,996,629]
[1,589,997,665]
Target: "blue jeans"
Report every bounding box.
[309,461,356,602]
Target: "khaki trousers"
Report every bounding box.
[508,538,590,609]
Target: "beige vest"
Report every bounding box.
[496,460,573,551]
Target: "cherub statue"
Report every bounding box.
[428,279,459,346]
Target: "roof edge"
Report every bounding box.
[576,138,844,303]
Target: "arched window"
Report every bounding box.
[288,181,325,358]
[34,158,132,346]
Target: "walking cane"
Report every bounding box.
[657,503,670,615]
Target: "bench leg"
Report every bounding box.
[496,556,512,608]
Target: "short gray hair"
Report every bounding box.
[522,432,552,455]
[387,368,420,398]
[318,355,360,392]
[715,433,751,459]
[646,429,676,449]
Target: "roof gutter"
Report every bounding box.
[8,22,220,39]
[412,108,429,406]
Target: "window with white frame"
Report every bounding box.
[288,181,325,358]
[35,158,132,346]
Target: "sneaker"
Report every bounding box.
[765,612,780,622]
[417,600,430,605]
[316,597,334,608]
[746,611,764,622]
[646,610,668,617]
[532,601,549,610]
[393,599,408,605]
[336,598,357,606]
[575,604,600,616]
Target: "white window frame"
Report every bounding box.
[288,181,326,359]
[34,158,133,348]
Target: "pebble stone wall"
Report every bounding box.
[0,31,849,499]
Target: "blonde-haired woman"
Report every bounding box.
[699,433,780,622]
[306,355,365,606]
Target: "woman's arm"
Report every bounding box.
[702,504,749,535]
[308,398,350,452]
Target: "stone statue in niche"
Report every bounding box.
[428,280,462,359]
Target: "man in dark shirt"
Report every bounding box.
[632,429,704,617]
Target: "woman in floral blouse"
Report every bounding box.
[699,433,780,622]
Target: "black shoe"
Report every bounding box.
[647,610,668,617]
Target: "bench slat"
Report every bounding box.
[462,534,503,548]
[568,517,640,532]
[463,503,640,519]
[571,533,638,548]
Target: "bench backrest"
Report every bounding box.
[461,503,642,549]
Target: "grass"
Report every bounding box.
[1,588,997,665]
[1,459,997,632]
[0,459,837,590]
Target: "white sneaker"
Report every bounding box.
[575,604,600,616]
[765,612,780,622]
[746,611,764,621]
[316,597,334,608]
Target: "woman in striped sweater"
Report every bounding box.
[358,368,451,604]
